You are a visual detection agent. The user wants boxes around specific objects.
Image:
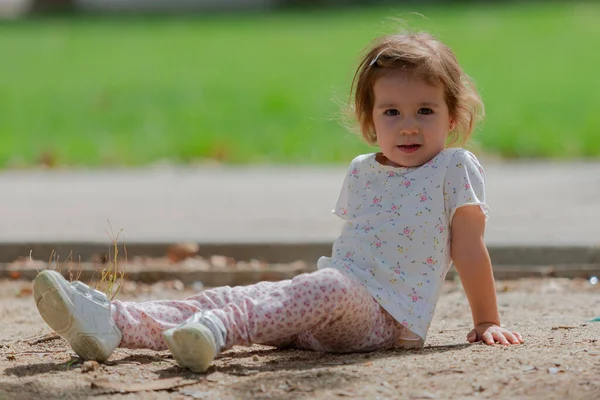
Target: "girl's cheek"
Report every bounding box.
[384,118,399,128]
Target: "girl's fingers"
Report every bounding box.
[482,331,495,345]
[467,329,477,342]
[493,331,510,345]
[472,328,523,346]
[504,331,520,345]
[513,331,524,343]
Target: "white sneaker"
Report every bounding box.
[163,311,226,373]
[33,270,122,362]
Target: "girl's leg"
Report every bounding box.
[209,268,407,352]
[166,268,418,373]
[294,282,421,353]
[112,280,291,350]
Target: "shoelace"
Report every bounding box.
[188,311,226,355]
[72,281,109,306]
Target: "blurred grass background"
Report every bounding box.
[0,1,598,167]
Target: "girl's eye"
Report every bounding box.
[384,109,399,116]
[418,108,434,115]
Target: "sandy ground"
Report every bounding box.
[1,277,599,400]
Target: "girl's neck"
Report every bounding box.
[374,152,414,168]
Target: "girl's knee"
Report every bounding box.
[291,269,360,306]
[313,269,357,298]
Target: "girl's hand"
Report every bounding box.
[467,322,524,346]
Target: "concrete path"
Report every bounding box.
[1,160,599,249]
[0,159,600,246]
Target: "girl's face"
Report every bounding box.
[372,70,453,168]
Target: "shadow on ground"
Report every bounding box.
[3,359,76,378]
[0,381,89,400]
[154,342,472,378]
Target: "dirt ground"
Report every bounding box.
[1,276,599,400]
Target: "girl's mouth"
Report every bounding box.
[398,144,421,154]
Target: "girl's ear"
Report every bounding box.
[449,119,456,131]
[371,128,378,145]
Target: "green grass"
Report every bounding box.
[1,2,599,167]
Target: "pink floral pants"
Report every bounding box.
[112,268,421,353]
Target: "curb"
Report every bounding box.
[0,242,599,286]
[2,263,599,287]
[1,242,600,266]
[0,263,311,287]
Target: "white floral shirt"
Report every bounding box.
[317,148,489,341]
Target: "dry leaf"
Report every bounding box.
[551,326,578,330]
[334,390,356,397]
[179,389,211,399]
[206,372,226,383]
[91,377,197,393]
[427,369,464,375]
[38,151,57,168]
[167,243,199,263]
[25,333,60,345]
[17,287,33,297]
[410,393,437,399]
[231,369,259,376]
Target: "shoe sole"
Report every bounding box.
[33,270,110,362]
[164,325,215,373]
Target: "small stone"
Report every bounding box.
[521,365,537,373]
[210,255,236,268]
[472,384,485,392]
[252,355,260,362]
[81,361,100,373]
[548,367,560,374]
[172,280,185,291]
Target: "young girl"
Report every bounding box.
[33,30,523,373]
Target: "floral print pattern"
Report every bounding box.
[317,148,488,341]
[112,268,421,352]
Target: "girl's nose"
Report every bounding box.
[399,118,419,135]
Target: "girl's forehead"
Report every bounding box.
[373,70,444,100]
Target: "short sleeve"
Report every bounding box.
[444,150,489,222]
[332,162,354,220]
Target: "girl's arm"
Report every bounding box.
[451,205,523,346]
